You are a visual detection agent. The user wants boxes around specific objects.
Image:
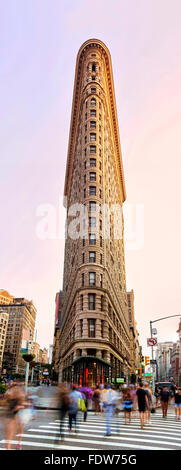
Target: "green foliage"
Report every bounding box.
[0,383,7,394]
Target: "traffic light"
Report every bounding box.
[145,356,150,366]
[141,355,145,365]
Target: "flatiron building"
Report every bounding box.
[59,39,131,386]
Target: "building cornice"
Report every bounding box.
[64,38,126,202]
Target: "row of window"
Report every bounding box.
[83,233,102,246]
[82,252,103,264]
[79,293,105,311]
[85,111,101,120]
[79,318,104,338]
[84,159,102,170]
[84,173,102,184]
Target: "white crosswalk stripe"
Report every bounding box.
[1,410,181,450]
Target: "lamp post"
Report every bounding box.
[150,314,181,397]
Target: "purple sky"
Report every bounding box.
[1,1,181,356]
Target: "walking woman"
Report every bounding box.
[123,387,133,424]
[4,384,25,449]
[174,387,181,420]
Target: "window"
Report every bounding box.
[99,189,102,198]
[92,76,95,81]
[80,295,83,311]
[89,201,96,212]
[91,87,96,93]
[89,251,96,263]
[82,253,85,264]
[101,295,105,311]
[89,272,96,286]
[100,219,102,230]
[90,145,96,154]
[100,236,102,247]
[89,293,96,310]
[84,175,86,184]
[84,188,86,198]
[90,172,96,181]
[89,233,96,245]
[99,161,102,171]
[90,133,96,141]
[84,161,87,169]
[91,98,96,106]
[82,273,84,287]
[85,112,87,120]
[80,319,83,337]
[99,175,102,184]
[83,236,85,247]
[100,273,103,288]
[88,319,96,337]
[100,253,103,264]
[90,186,96,196]
[92,64,96,72]
[101,320,104,338]
[90,158,96,167]
[85,124,87,132]
[85,136,87,144]
[90,109,96,117]
[85,148,87,156]
[90,121,96,128]
[89,218,96,231]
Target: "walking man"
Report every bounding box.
[136,382,149,429]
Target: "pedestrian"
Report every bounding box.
[154,384,160,407]
[130,385,137,417]
[174,387,181,420]
[160,386,170,418]
[104,384,117,436]
[123,387,133,424]
[92,385,101,415]
[4,383,25,449]
[56,384,70,442]
[68,385,81,433]
[136,382,149,429]
[144,383,155,425]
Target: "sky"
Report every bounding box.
[1,0,181,356]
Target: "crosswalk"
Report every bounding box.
[1,410,181,450]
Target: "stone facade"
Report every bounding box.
[1,298,36,374]
[59,39,131,386]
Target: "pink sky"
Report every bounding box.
[1,1,181,356]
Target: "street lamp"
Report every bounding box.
[150,314,181,397]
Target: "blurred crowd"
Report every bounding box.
[1,380,181,448]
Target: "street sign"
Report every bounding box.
[147,338,157,346]
[150,359,157,365]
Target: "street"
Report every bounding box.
[0,404,180,450]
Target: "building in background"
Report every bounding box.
[155,342,173,381]
[0,308,9,371]
[127,290,140,380]
[48,344,53,364]
[1,297,36,374]
[52,291,63,377]
[170,342,179,384]
[33,341,40,362]
[59,39,132,386]
[0,290,13,305]
[39,348,48,364]
[177,320,181,386]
